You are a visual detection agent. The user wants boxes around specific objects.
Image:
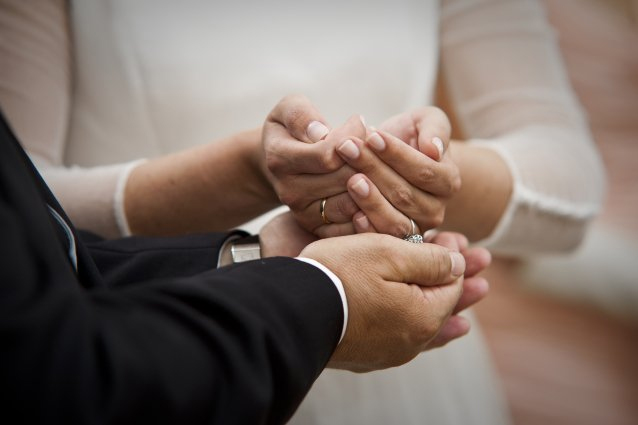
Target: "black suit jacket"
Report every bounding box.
[0,113,343,424]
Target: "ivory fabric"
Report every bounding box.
[0,0,606,423]
[0,0,605,254]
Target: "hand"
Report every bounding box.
[299,233,468,372]
[262,94,366,237]
[334,107,461,237]
[260,211,317,258]
[424,231,491,348]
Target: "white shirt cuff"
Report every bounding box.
[295,257,348,344]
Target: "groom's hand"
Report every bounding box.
[300,233,467,372]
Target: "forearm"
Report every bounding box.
[440,141,512,241]
[125,128,279,236]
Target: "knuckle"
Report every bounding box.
[276,183,303,210]
[265,150,285,175]
[439,162,461,195]
[415,201,444,230]
[390,185,416,211]
[418,320,439,343]
[426,247,449,282]
[276,187,295,207]
[416,166,437,186]
[333,195,358,220]
[450,171,462,194]
[388,220,410,238]
[428,106,451,128]
[320,148,343,172]
[285,108,312,134]
[408,313,437,345]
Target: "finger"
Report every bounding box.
[422,229,439,243]
[347,174,417,238]
[429,232,461,252]
[338,139,445,230]
[377,107,451,161]
[365,130,460,196]
[452,276,489,314]
[352,211,377,234]
[265,114,367,176]
[430,233,490,277]
[461,247,492,278]
[431,235,491,277]
[412,106,451,161]
[431,232,469,252]
[374,234,466,285]
[268,94,330,143]
[376,112,418,147]
[275,165,356,210]
[415,278,465,335]
[264,121,344,175]
[426,315,471,349]
[313,222,356,238]
[294,191,358,231]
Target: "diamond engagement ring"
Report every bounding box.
[403,219,423,243]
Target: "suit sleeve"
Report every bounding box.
[0,199,343,425]
[79,230,248,288]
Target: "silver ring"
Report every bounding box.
[403,219,424,243]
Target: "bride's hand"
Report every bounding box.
[262,96,460,239]
[262,94,366,237]
[335,107,460,236]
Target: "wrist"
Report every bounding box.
[441,141,513,241]
[243,127,280,206]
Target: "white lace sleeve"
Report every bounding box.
[440,0,606,255]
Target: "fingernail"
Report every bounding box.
[367,132,386,151]
[306,121,329,143]
[422,229,438,242]
[355,214,370,229]
[359,115,366,127]
[337,139,360,159]
[351,177,370,197]
[432,137,444,158]
[450,252,465,277]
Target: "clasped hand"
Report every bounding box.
[263,94,461,238]
[259,95,488,372]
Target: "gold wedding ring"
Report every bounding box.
[320,198,332,224]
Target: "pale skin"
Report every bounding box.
[263,94,513,242]
[123,103,511,242]
[124,128,279,236]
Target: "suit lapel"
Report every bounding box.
[0,110,103,287]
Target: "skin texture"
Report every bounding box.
[124,128,279,236]
[262,95,513,241]
[260,212,490,372]
[120,93,509,242]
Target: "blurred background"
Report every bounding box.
[473,0,638,424]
